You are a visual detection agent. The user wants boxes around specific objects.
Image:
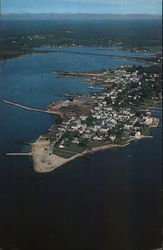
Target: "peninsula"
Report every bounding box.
[4,54,161,173]
[30,54,161,173]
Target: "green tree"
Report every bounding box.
[105,97,112,105]
[55,116,63,124]
[79,139,89,148]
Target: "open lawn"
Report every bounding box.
[53,148,76,159]
[53,142,87,158]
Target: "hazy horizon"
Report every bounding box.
[2,12,162,16]
[2,0,162,15]
[2,13,162,21]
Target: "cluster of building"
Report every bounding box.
[85,65,141,86]
[52,105,154,149]
[49,63,161,150]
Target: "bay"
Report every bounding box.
[0,47,161,249]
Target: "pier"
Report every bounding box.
[2,99,63,117]
[149,106,162,112]
[138,107,162,112]
[88,86,105,90]
[6,153,32,156]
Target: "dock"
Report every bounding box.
[6,153,32,156]
[88,86,105,90]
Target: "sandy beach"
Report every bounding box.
[31,136,84,173]
[31,133,154,173]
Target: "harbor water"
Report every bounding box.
[0,47,162,249]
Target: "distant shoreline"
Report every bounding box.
[2,13,162,21]
[0,45,160,63]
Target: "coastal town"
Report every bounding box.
[0,3,162,248]
[3,54,161,172]
[31,55,162,170]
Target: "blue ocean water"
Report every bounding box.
[0,47,162,249]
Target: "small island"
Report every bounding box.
[31,55,161,173]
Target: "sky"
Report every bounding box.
[2,0,162,15]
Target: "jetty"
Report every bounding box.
[6,153,32,156]
[149,106,162,112]
[2,99,63,117]
[88,86,105,90]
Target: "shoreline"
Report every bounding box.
[31,134,153,173]
[0,46,160,63]
[31,111,160,173]
[4,97,160,173]
[2,49,161,173]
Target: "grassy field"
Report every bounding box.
[140,126,151,136]
[136,99,154,110]
[65,143,85,153]
[88,140,111,148]
[53,142,87,158]
[53,148,76,158]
